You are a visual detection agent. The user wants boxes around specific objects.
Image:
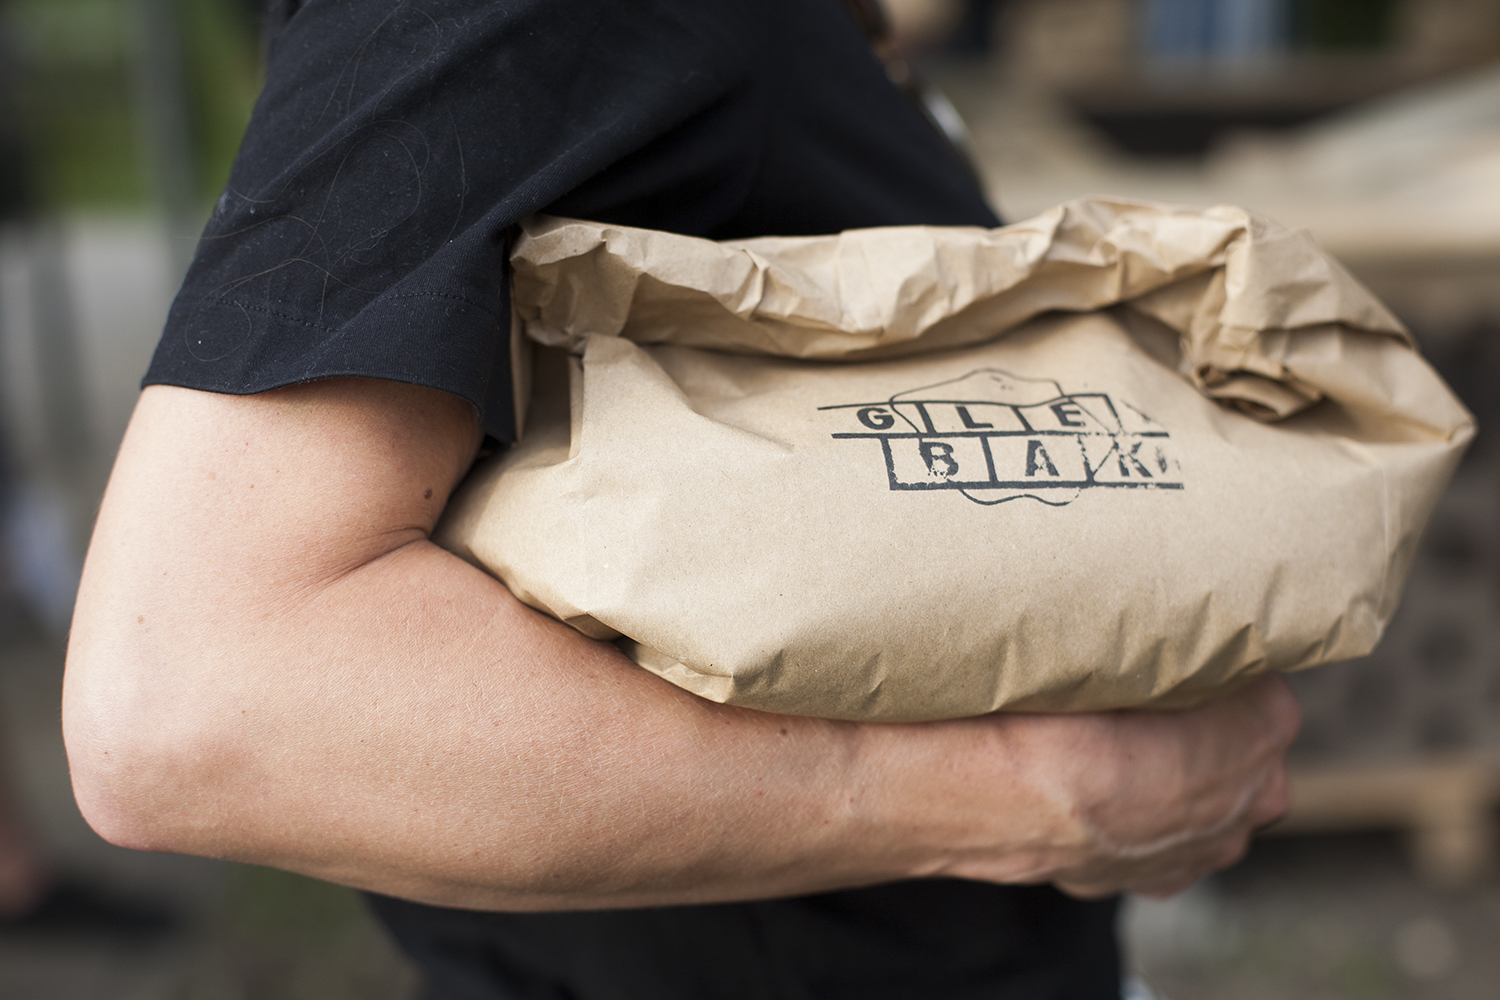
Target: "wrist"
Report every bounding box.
[846,714,1093,886]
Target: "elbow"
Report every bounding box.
[63,640,235,856]
[66,747,164,854]
[64,715,168,854]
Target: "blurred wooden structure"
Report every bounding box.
[1281,757,1500,885]
[985,0,1500,154]
[997,0,1500,87]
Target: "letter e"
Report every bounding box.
[1051,401,1086,427]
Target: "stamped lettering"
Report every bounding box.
[820,369,1184,506]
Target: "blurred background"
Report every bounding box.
[0,0,1496,997]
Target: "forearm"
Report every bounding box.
[70,537,1082,910]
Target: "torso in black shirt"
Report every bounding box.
[146,1,1120,996]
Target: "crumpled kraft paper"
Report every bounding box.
[436,197,1474,720]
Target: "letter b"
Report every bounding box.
[920,440,959,478]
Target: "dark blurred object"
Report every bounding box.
[29,228,91,467]
[1293,0,1399,50]
[0,0,31,220]
[1426,323,1500,460]
[844,0,986,187]
[7,0,148,206]
[0,142,28,222]
[1072,70,1403,155]
[0,879,178,942]
[134,0,198,204]
[1142,0,1289,65]
[948,0,1008,54]
[133,0,201,275]
[1080,0,1400,156]
[3,0,259,212]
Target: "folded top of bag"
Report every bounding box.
[513,198,1464,433]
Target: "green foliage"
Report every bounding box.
[1291,0,1400,52]
[8,0,145,206]
[206,863,422,999]
[223,864,371,946]
[4,0,260,210]
[180,0,260,201]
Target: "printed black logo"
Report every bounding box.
[821,369,1184,506]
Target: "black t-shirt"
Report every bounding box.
[146,1,1121,997]
[146,0,996,442]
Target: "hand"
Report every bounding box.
[1022,675,1300,898]
[866,674,1299,900]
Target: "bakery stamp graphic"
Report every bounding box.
[821,369,1184,506]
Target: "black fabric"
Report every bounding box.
[145,0,1119,996]
[369,882,1121,1000]
[144,0,996,440]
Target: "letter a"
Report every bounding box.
[1026,440,1060,477]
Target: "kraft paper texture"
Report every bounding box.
[436,198,1474,720]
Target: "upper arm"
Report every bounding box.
[99,378,483,577]
[64,378,483,844]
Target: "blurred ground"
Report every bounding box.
[1127,834,1500,999]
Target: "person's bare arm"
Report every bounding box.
[64,378,1298,910]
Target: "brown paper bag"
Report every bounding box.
[436,198,1473,721]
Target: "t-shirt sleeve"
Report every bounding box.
[145,0,760,440]
[145,0,998,441]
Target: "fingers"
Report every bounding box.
[942,675,1301,901]
[1052,825,1255,900]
